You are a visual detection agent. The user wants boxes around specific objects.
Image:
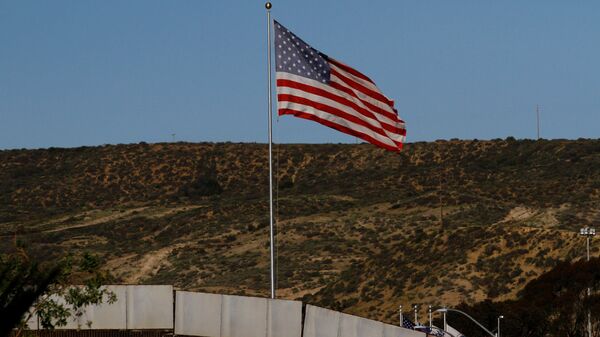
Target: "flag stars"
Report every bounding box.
[274,22,330,83]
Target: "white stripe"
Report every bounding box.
[277,86,405,143]
[329,63,382,94]
[277,72,405,129]
[278,101,398,148]
[329,73,398,117]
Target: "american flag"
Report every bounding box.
[402,317,416,330]
[274,20,406,152]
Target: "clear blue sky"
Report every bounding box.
[1,1,599,149]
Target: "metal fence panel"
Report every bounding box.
[382,323,427,337]
[220,294,268,337]
[174,291,222,337]
[126,285,173,329]
[302,305,340,337]
[267,299,302,337]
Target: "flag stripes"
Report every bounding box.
[274,21,406,151]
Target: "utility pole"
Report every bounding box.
[536,105,540,140]
[580,227,595,337]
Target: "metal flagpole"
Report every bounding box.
[265,1,275,299]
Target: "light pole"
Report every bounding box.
[414,304,419,325]
[442,307,447,332]
[579,227,595,337]
[497,315,503,337]
[429,305,433,327]
[435,308,496,337]
[399,305,403,327]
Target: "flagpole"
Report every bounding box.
[265,1,275,299]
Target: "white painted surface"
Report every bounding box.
[267,298,302,337]
[126,285,173,329]
[220,294,268,337]
[175,291,222,337]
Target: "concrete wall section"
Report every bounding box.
[339,312,384,337]
[126,285,173,329]
[267,298,302,337]
[220,294,268,337]
[84,285,127,330]
[303,305,341,337]
[382,323,427,337]
[174,291,222,337]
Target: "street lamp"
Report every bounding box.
[579,227,595,337]
[435,308,496,337]
[413,304,419,325]
[399,305,403,327]
[428,305,433,327]
[497,315,503,337]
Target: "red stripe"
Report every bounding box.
[328,81,399,123]
[277,79,406,135]
[278,94,404,147]
[328,58,375,85]
[279,109,402,152]
[330,68,395,107]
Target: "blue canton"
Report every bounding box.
[273,20,330,83]
[402,317,416,330]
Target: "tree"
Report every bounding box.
[452,258,600,337]
[1,247,116,337]
[0,257,60,337]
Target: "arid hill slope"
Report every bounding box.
[1,139,599,323]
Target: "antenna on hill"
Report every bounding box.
[536,105,540,140]
[171,133,176,142]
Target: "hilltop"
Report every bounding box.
[1,138,599,323]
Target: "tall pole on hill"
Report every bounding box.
[579,227,595,337]
[265,1,276,299]
[536,105,540,140]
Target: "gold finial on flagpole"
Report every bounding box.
[265,2,272,9]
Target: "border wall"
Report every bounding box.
[23,285,425,337]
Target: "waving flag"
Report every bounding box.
[402,317,416,330]
[274,20,406,152]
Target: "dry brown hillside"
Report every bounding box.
[1,138,599,323]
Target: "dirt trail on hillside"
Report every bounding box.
[124,243,188,283]
[44,205,203,233]
[45,207,149,233]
